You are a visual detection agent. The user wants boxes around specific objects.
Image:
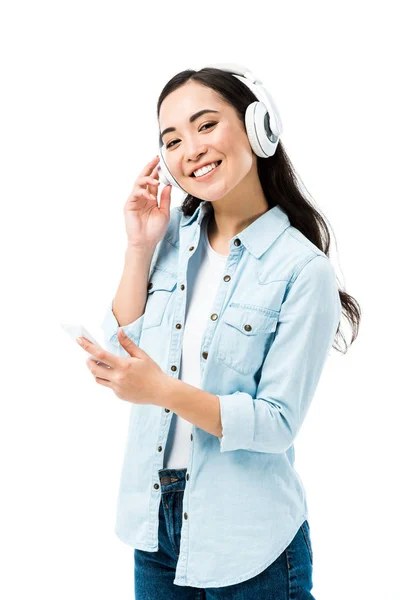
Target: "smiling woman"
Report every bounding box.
[99,63,361,598]
[158,85,259,207]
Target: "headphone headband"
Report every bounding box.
[201,63,283,138]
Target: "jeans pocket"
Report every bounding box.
[300,520,313,565]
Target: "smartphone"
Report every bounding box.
[60,323,111,368]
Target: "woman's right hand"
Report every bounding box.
[123,156,172,248]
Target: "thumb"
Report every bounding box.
[118,328,136,353]
[118,328,146,358]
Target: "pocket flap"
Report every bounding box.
[223,304,278,335]
[147,269,177,293]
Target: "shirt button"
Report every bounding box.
[176,323,182,329]
[202,351,208,359]
[184,512,188,520]
[164,408,170,412]
[234,238,241,246]
[180,284,185,290]
[154,483,160,489]
[190,433,193,441]
[186,473,190,481]
[223,275,231,282]
[171,365,177,372]
[210,313,218,321]
[158,446,162,452]
[147,282,153,290]
[189,246,195,251]
[244,324,252,331]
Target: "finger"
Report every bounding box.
[147,176,160,200]
[76,337,118,368]
[148,165,161,198]
[136,175,160,200]
[136,175,160,187]
[86,358,113,381]
[138,156,160,179]
[159,182,172,217]
[95,376,114,388]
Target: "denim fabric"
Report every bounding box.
[134,468,315,599]
[101,201,341,587]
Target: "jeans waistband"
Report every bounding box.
[158,467,187,492]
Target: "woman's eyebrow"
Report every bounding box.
[161,109,220,140]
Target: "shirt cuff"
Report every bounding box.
[218,391,255,452]
[100,299,145,354]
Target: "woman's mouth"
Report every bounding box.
[190,160,222,181]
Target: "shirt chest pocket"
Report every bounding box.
[217,304,278,376]
[143,269,177,330]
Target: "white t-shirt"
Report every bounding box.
[163,213,228,468]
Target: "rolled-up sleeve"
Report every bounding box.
[100,299,145,358]
[218,254,342,454]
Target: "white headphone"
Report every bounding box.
[156,62,283,193]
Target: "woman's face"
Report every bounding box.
[158,81,256,201]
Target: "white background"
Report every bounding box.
[1,1,398,598]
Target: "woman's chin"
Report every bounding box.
[190,183,227,200]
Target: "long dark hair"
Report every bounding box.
[156,67,361,354]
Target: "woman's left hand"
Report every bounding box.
[76,329,166,405]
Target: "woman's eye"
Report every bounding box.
[166,122,217,149]
[200,122,216,131]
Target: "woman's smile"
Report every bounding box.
[191,160,223,182]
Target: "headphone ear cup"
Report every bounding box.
[245,101,279,158]
[245,102,264,157]
[156,163,170,186]
[157,146,187,192]
[157,147,175,186]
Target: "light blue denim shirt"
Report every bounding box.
[101,201,341,588]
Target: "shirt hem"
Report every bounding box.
[173,513,309,588]
[115,526,158,552]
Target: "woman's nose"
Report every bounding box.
[185,144,208,162]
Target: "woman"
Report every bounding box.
[100,64,361,599]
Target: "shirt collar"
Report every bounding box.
[180,200,291,259]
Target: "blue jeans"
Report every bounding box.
[134,468,315,599]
